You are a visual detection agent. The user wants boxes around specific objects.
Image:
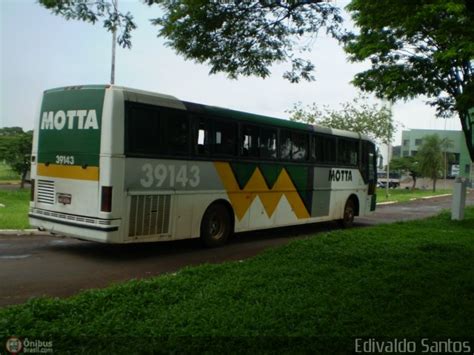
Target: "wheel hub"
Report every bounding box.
[209,216,221,236]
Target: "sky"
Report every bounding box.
[0,0,462,146]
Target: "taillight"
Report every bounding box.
[101,186,113,212]
[30,179,35,201]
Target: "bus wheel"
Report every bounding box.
[200,203,232,247]
[340,199,355,228]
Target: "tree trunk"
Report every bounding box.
[411,175,416,190]
[432,177,436,192]
[20,170,26,189]
[458,111,474,161]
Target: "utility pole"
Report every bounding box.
[110,0,118,85]
[384,101,393,198]
[443,116,447,189]
[386,142,391,198]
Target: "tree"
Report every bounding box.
[390,156,420,190]
[440,137,455,180]
[0,127,24,136]
[287,94,396,143]
[344,0,474,160]
[0,127,24,161]
[416,134,445,192]
[39,0,342,83]
[0,128,33,188]
[40,0,136,48]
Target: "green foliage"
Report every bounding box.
[416,134,447,191]
[390,156,420,175]
[0,189,30,229]
[0,127,25,161]
[0,127,24,136]
[1,208,474,352]
[0,162,20,181]
[390,156,420,189]
[39,0,136,48]
[0,128,32,187]
[153,0,342,82]
[38,0,343,83]
[288,94,395,143]
[344,0,474,158]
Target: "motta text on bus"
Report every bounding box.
[329,169,353,182]
[41,110,99,130]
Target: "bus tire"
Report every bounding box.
[340,198,355,228]
[200,203,232,247]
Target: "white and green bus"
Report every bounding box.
[29,85,377,246]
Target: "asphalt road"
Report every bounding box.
[1,193,473,307]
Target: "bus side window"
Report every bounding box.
[315,134,323,163]
[260,128,277,159]
[351,140,359,165]
[280,130,292,160]
[315,134,336,164]
[338,138,359,166]
[126,104,161,155]
[326,137,336,164]
[195,117,210,156]
[164,109,189,155]
[368,142,376,182]
[213,120,237,156]
[310,135,316,161]
[291,132,308,161]
[241,124,260,157]
[360,141,369,182]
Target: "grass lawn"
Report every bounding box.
[1,208,473,353]
[0,189,30,229]
[377,188,452,203]
[0,162,20,183]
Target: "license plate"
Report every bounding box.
[57,193,72,205]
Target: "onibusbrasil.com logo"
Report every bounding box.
[5,337,53,354]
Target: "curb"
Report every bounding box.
[0,229,44,236]
[421,193,452,199]
[377,193,453,206]
[376,201,397,206]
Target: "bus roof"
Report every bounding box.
[43,84,110,93]
[42,85,373,142]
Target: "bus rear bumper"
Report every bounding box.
[29,208,122,243]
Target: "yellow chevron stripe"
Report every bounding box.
[37,163,99,181]
[214,162,255,220]
[272,169,310,219]
[214,162,310,221]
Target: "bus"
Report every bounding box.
[29,85,377,247]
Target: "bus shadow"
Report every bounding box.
[45,221,343,262]
[232,221,339,244]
